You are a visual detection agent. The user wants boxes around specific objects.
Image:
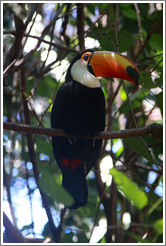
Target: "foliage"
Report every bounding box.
[110,168,148,210]
[3,2,163,244]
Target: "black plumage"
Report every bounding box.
[51,52,105,209]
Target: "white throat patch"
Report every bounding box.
[70,59,101,88]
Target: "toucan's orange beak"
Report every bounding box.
[89,51,139,85]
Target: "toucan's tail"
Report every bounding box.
[62,163,88,209]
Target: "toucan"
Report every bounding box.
[51,49,139,209]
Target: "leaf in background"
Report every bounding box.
[38,163,74,207]
[154,218,163,235]
[120,89,127,101]
[110,168,148,209]
[119,89,149,114]
[93,29,133,52]
[36,137,52,156]
[121,4,137,20]
[149,33,163,51]
[36,75,57,98]
[142,135,163,163]
[118,30,133,52]
[155,76,163,88]
[124,136,154,163]
[139,71,156,89]
[156,91,163,117]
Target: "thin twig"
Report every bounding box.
[133,3,144,46]
[3,59,17,79]
[150,58,163,73]
[3,29,79,54]
[114,3,120,52]
[89,199,102,242]
[134,162,162,174]
[137,53,163,63]
[65,222,154,234]
[23,33,79,53]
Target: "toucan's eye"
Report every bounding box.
[81,52,91,62]
[83,54,89,61]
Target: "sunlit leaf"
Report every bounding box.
[110,168,148,209]
[154,218,163,235]
[120,88,127,101]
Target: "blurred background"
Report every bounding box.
[3,2,163,243]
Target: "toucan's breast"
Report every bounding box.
[65,81,105,135]
[51,81,105,136]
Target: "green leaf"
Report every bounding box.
[119,89,149,114]
[141,135,163,163]
[38,163,74,207]
[121,6,137,20]
[35,137,52,156]
[155,77,163,88]
[149,33,163,51]
[110,168,148,209]
[139,71,156,89]
[124,137,154,163]
[120,89,127,101]
[92,29,133,52]
[154,218,163,235]
[118,30,133,52]
[36,75,57,97]
[156,91,163,117]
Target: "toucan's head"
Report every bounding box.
[66,49,139,88]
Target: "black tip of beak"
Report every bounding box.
[126,66,139,86]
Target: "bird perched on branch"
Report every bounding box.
[51,49,139,209]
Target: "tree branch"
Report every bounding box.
[133,3,144,46]
[3,212,26,243]
[19,57,58,241]
[60,4,71,46]
[3,212,52,243]
[3,122,163,139]
[25,33,79,53]
[77,3,85,50]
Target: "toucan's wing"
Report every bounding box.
[51,82,72,130]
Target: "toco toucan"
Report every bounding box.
[51,49,139,209]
